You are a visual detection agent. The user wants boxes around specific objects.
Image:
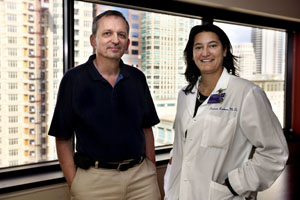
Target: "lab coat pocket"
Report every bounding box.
[208,180,233,200]
[201,115,236,149]
[209,181,246,200]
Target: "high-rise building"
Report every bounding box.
[261,30,285,75]
[250,28,285,127]
[251,28,263,74]
[141,13,200,101]
[46,0,64,161]
[233,43,256,80]
[140,12,200,145]
[0,0,43,167]
[74,1,93,66]
[0,0,64,167]
[251,28,285,75]
[253,76,285,126]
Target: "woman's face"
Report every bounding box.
[192,31,226,76]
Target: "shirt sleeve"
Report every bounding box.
[141,74,160,128]
[48,71,75,138]
[228,86,289,195]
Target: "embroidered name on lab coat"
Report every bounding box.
[209,107,238,112]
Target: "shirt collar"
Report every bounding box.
[87,54,130,81]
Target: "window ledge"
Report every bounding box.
[0,161,64,194]
[0,146,172,194]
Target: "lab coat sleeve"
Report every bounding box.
[228,86,288,196]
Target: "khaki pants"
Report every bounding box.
[70,158,161,200]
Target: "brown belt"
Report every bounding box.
[74,152,145,171]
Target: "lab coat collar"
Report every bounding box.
[186,68,231,116]
[210,68,231,95]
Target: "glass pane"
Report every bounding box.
[215,22,286,126]
[140,11,201,147]
[0,0,63,168]
[75,2,201,147]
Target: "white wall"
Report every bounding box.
[0,184,70,200]
[178,0,300,22]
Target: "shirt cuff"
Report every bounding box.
[228,168,243,195]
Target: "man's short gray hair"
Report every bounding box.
[92,10,129,36]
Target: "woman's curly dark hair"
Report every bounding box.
[183,24,238,94]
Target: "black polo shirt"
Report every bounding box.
[48,54,160,162]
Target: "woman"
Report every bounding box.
[164,24,288,200]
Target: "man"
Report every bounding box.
[48,10,161,200]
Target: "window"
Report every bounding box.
[29,84,35,91]
[29,49,34,56]
[29,38,34,45]
[0,0,295,194]
[132,32,139,38]
[29,106,35,113]
[131,50,139,55]
[29,129,35,135]
[8,116,18,123]
[9,149,18,156]
[9,127,18,134]
[29,61,34,68]
[29,140,35,145]
[28,15,34,22]
[132,41,139,46]
[76,2,288,149]
[0,0,64,170]
[7,14,17,21]
[9,160,18,166]
[131,14,139,20]
[29,117,35,123]
[68,3,200,147]
[29,95,35,102]
[29,151,35,156]
[8,105,18,112]
[8,72,18,78]
[28,3,34,10]
[8,60,18,68]
[7,25,17,32]
[215,22,286,125]
[8,83,18,90]
[6,2,17,9]
[9,138,18,145]
[29,73,35,80]
[132,23,139,29]
[157,128,165,141]
[166,129,173,143]
[8,94,18,101]
[28,26,34,33]
[7,48,17,56]
[8,37,17,44]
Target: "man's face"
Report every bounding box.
[90,15,130,61]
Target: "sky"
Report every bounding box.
[215,22,252,44]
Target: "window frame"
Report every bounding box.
[0,0,298,194]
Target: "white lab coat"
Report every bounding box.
[164,69,288,200]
